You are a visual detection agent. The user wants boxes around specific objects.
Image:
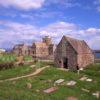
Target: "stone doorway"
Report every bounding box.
[63,57,68,69]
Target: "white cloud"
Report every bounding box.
[0,21,100,50]
[40,22,78,37]
[0,21,40,49]
[88,36,100,50]
[85,28,100,34]
[40,22,100,49]
[0,0,45,10]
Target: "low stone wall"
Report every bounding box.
[33,55,54,60]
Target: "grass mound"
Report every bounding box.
[0,62,99,100]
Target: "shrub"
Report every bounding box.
[0,62,14,70]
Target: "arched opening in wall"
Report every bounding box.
[63,57,68,69]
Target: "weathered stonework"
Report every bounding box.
[54,36,94,70]
[12,44,29,56]
[32,42,49,58]
[31,36,56,60]
[12,36,56,60]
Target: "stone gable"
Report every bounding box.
[54,36,94,70]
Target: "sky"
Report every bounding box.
[0,0,100,50]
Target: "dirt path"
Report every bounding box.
[0,66,49,82]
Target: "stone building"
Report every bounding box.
[12,44,29,56]
[31,36,56,59]
[54,36,94,70]
[12,36,56,59]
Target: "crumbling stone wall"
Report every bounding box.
[12,44,29,56]
[12,36,56,60]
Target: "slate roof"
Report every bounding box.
[64,36,93,54]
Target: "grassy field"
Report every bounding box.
[0,64,36,80]
[0,62,100,100]
[0,53,16,62]
[24,55,33,61]
[0,53,33,63]
[35,60,53,68]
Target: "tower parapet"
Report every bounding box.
[42,36,52,45]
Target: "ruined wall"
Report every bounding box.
[12,36,55,59]
[13,45,29,56]
[28,47,33,55]
[13,47,23,56]
[30,45,36,58]
[22,45,29,55]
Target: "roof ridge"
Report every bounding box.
[63,35,92,54]
[64,36,83,42]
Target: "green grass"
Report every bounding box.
[0,53,16,63]
[0,53,33,63]
[24,55,33,61]
[0,64,36,80]
[0,62,100,100]
[35,60,54,68]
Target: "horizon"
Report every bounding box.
[0,0,100,50]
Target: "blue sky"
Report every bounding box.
[0,0,100,50]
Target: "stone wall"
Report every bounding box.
[42,36,52,45]
[12,36,55,60]
[49,44,56,56]
[36,46,49,57]
[54,37,77,70]
[54,36,94,70]
[65,42,77,70]
[12,44,29,56]
[77,54,94,68]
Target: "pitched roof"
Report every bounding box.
[64,36,93,54]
